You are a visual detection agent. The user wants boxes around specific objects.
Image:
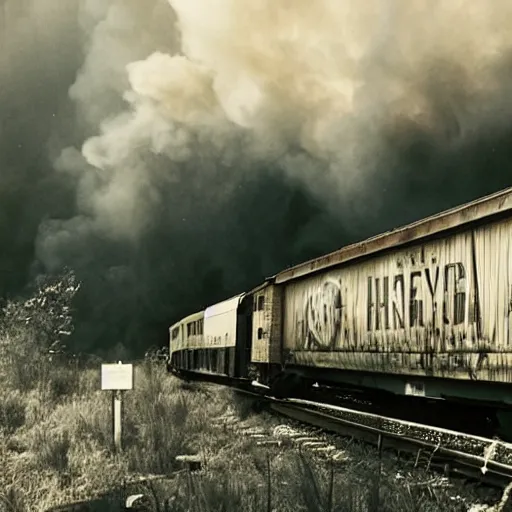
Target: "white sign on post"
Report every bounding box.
[101,362,133,390]
[101,361,133,453]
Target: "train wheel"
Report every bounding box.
[496,409,512,442]
[269,373,288,398]
[270,373,311,399]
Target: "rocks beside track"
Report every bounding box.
[208,401,505,510]
[214,409,354,464]
[292,399,512,469]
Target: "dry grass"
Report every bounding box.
[0,352,489,511]
[0,296,497,512]
[0,351,236,511]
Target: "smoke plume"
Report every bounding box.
[2,0,512,355]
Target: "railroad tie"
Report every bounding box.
[175,454,202,472]
[278,432,311,439]
[292,437,320,444]
[301,441,327,449]
[257,440,282,447]
[309,445,337,454]
[239,428,267,436]
[331,451,350,462]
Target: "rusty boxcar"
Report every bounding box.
[269,186,512,419]
[246,279,283,385]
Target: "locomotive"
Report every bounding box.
[167,186,512,436]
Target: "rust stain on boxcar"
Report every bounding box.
[276,186,512,284]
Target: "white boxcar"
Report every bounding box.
[168,310,204,371]
[204,293,248,377]
[204,294,245,348]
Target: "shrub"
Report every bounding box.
[2,329,50,392]
[0,391,26,434]
[72,393,112,448]
[31,427,71,473]
[125,390,190,474]
[0,269,80,394]
[0,269,79,350]
[0,485,27,512]
[45,363,81,402]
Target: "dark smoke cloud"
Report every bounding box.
[0,0,81,293]
[2,0,512,356]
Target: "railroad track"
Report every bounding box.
[214,382,512,490]
[177,368,500,438]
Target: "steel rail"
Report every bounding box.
[269,401,512,486]
[224,383,512,487]
[168,368,512,486]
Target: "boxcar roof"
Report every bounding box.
[169,310,204,331]
[275,185,512,284]
[204,293,245,318]
[246,277,276,295]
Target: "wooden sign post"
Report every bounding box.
[101,361,133,453]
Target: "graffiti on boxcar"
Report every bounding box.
[302,278,343,350]
[367,261,469,333]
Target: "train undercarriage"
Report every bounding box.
[166,350,512,442]
[245,362,512,442]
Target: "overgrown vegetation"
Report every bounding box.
[0,273,500,511]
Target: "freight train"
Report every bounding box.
[167,186,512,437]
